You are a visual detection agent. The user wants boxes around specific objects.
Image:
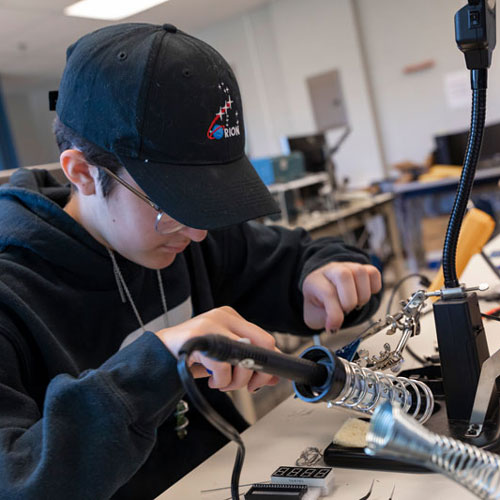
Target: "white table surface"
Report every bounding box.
[156,236,500,500]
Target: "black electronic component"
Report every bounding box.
[323,441,430,472]
[433,293,493,420]
[244,483,308,500]
[271,466,333,489]
[455,0,496,70]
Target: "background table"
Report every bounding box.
[383,166,500,272]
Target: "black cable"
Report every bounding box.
[177,354,245,500]
[481,313,500,322]
[405,345,429,366]
[386,273,431,316]
[442,68,488,288]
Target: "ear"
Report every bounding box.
[60,149,98,196]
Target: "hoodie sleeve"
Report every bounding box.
[202,221,381,335]
[0,328,183,500]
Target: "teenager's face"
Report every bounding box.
[94,169,207,269]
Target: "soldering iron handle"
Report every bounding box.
[179,334,329,386]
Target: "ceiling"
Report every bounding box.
[0,0,271,91]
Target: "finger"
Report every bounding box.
[323,265,358,313]
[189,352,233,388]
[303,273,344,330]
[247,371,280,392]
[218,364,254,392]
[350,264,371,306]
[217,305,244,319]
[189,363,212,378]
[303,298,327,330]
[220,309,277,351]
[367,265,382,293]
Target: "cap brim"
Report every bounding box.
[118,154,281,230]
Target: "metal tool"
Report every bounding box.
[323,355,434,423]
[388,484,396,500]
[352,284,489,373]
[366,401,500,500]
[358,479,375,500]
[466,346,500,438]
[353,289,430,372]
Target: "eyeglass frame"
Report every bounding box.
[99,166,185,235]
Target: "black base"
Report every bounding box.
[323,442,431,472]
[323,364,500,472]
[433,294,491,421]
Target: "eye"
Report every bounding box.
[117,51,128,61]
[182,68,192,78]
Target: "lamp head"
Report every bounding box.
[455,0,496,69]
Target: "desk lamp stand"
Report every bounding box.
[428,0,500,447]
[324,0,500,469]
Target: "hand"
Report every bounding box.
[155,306,279,393]
[302,262,382,331]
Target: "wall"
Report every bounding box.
[197,0,384,188]
[2,0,386,187]
[4,0,495,183]
[195,9,290,159]
[4,77,60,167]
[357,0,500,166]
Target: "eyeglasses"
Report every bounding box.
[100,167,186,235]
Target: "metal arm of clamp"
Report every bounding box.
[466,347,500,437]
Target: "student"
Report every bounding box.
[0,23,381,500]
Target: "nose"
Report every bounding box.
[181,226,208,242]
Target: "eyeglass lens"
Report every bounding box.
[155,212,185,235]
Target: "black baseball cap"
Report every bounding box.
[55,23,280,229]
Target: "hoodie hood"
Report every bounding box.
[0,168,122,286]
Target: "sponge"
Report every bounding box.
[332,418,370,448]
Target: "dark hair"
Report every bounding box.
[52,116,123,197]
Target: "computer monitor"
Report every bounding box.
[286,133,327,172]
[434,122,500,167]
[480,122,500,165]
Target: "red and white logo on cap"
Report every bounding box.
[207,82,241,140]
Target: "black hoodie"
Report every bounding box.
[0,168,379,499]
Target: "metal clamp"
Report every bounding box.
[356,289,427,372]
[426,283,489,300]
[466,347,500,438]
[353,283,489,373]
